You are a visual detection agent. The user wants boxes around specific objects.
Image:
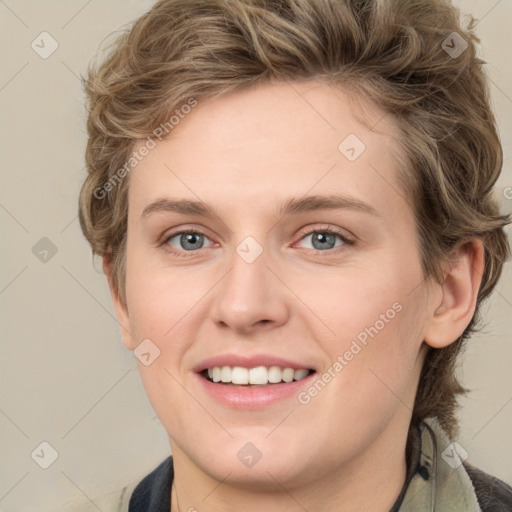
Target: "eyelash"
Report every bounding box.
[161,226,355,258]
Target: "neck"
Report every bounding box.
[169,416,410,512]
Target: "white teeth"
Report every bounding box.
[220,366,231,383]
[294,369,309,381]
[268,366,282,383]
[249,366,268,385]
[231,367,249,384]
[282,368,294,383]
[204,365,311,385]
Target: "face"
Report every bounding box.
[113,80,439,489]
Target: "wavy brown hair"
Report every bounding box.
[78,0,510,438]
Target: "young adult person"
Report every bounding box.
[78,1,512,510]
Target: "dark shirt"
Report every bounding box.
[128,456,172,512]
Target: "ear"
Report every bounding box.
[424,238,485,349]
[102,255,136,351]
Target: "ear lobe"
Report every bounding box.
[102,254,135,351]
[424,239,485,349]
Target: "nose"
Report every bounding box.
[209,242,290,335]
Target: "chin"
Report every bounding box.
[177,431,323,491]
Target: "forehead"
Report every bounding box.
[128,80,410,222]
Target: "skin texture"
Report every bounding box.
[104,80,484,512]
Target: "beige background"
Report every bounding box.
[0,1,511,511]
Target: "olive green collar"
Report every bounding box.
[398,418,481,511]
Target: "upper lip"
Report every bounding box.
[193,354,316,373]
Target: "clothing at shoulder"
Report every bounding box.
[396,418,512,512]
[121,419,511,512]
[126,456,173,512]
[464,463,512,511]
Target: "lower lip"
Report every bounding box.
[195,372,315,409]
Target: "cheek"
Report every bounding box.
[311,260,426,401]
[124,245,199,341]
[325,292,426,423]
[123,245,219,392]
[305,262,417,347]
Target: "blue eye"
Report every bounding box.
[297,229,349,251]
[162,226,353,258]
[166,230,213,252]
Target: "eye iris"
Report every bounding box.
[174,231,340,251]
[312,232,336,250]
[181,233,203,250]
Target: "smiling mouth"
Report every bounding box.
[201,366,315,386]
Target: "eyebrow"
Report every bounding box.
[141,194,380,220]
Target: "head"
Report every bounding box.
[79,0,509,487]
